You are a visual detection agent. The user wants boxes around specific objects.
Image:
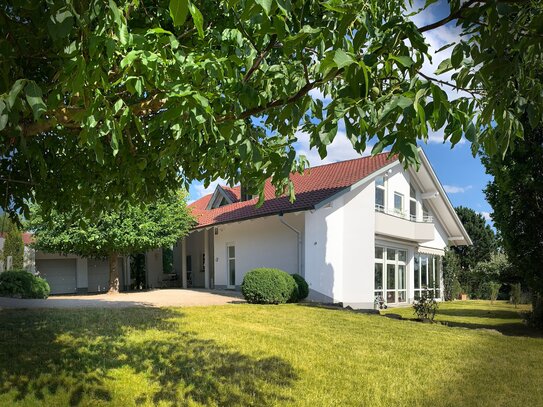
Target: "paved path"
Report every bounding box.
[0,289,244,309]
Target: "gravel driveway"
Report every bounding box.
[0,289,244,309]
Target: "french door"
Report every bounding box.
[375,246,407,304]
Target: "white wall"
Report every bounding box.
[304,198,344,303]
[213,212,304,288]
[341,180,376,308]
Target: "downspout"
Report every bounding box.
[278,214,302,276]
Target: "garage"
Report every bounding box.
[88,258,125,293]
[36,259,77,295]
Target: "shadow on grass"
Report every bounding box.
[0,308,297,406]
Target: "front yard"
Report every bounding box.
[0,301,541,406]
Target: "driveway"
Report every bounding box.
[0,289,244,309]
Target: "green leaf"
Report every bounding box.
[24,82,47,120]
[255,0,273,15]
[333,49,355,69]
[0,100,8,131]
[189,3,204,38]
[451,44,463,68]
[170,0,189,27]
[7,79,26,109]
[47,7,74,40]
[389,55,414,68]
[435,59,452,75]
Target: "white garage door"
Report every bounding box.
[36,259,77,295]
[88,258,125,292]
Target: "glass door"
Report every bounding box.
[227,245,235,288]
[374,246,407,304]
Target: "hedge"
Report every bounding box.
[0,270,51,299]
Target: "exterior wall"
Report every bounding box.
[145,248,163,288]
[185,230,206,287]
[213,212,304,288]
[304,199,344,303]
[341,180,376,308]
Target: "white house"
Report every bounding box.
[181,150,471,308]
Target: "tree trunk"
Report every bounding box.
[108,253,120,294]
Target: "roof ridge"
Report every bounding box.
[299,151,393,171]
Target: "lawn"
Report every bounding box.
[0,303,542,407]
[382,300,534,335]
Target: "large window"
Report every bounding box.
[409,183,417,221]
[414,254,442,300]
[393,192,404,215]
[375,177,385,210]
[375,246,407,304]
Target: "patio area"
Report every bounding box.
[0,289,244,309]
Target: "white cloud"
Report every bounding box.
[188,178,226,203]
[479,211,492,222]
[443,184,472,194]
[294,126,373,167]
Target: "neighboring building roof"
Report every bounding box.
[0,232,34,245]
[189,152,398,229]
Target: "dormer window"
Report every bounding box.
[206,185,235,210]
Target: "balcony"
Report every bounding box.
[374,205,435,243]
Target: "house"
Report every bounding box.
[0,232,35,272]
[1,233,169,295]
[181,150,471,308]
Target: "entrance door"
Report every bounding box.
[227,245,235,288]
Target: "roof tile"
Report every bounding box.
[189,153,397,228]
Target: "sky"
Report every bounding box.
[188,0,493,222]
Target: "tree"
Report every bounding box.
[453,206,497,271]
[1,216,25,270]
[27,191,194,293]
[442,248,461,301]
[483,121,543,325]
[1,0,542,219]
[469,252,512,299]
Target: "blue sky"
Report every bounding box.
[188,0,493,222]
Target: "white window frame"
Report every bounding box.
[374,245,408,305]
[414,253,442,300]
[226,243,236,289]
[393,192,404,216]
[375,176,386,212]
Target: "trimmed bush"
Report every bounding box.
[0,270,50,299]
[241,268,298,304]
[291,274,309,301]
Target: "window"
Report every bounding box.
[375,177,385,210]
[393,192,404,214]
[414,254,441,300]
[409,183,417,221]
[227,245,235,287]
[422,203,430,221]
[374,246,407,304]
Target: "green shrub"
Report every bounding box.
[489,281,501,304]
[291,274,309,301]
[0,270,50,299]
[413,289,439,322]
[241,268,298,304]
[510,283,521,308]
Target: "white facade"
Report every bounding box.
[181,155,470,309]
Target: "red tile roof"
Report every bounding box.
[189,153,398,229]
[0,232,34,245]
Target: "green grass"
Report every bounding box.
[0,303,542,406]
[382,300,534,335]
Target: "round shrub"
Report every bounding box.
[241,268,298,304]
[0,270,51,299]
[291,274,309,301]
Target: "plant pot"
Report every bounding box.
[460,294,468,301]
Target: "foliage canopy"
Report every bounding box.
[1,0,542,218]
